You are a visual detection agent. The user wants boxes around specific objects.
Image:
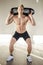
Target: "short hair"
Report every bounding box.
[20,4,24,8]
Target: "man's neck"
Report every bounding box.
[18,13,23,18]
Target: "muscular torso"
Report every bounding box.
[13,15,29,33]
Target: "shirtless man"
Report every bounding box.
[6,4,36,62]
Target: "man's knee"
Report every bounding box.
[9,37,16,50]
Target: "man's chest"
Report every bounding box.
[14,17,28,25]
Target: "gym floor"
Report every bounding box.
[0,45,43,65]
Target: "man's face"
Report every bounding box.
[18,6,24,14]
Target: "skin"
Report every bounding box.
[5,5,36,55]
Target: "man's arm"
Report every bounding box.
[5,13,14,25]
[28,13,36,26]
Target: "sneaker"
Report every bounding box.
[6,55,14,62]
[27,55,32,63]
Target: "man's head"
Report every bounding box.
[17,4,24,14]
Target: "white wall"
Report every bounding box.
[0,0,43,36]
[0,0,19,34]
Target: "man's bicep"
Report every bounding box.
[9,18,14,24]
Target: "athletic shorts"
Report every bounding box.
[13,31,30,41]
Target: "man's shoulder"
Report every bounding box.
[23,15,28,18]
[14,15,18,18]
[25,15,28,19]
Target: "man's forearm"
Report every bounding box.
[30,16,35,25]
[29,14,36,26]
[5,14,14,25]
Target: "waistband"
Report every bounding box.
[15,31,27,34]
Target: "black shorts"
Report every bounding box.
[13,31,30,41]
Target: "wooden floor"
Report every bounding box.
[0,46,43,65]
